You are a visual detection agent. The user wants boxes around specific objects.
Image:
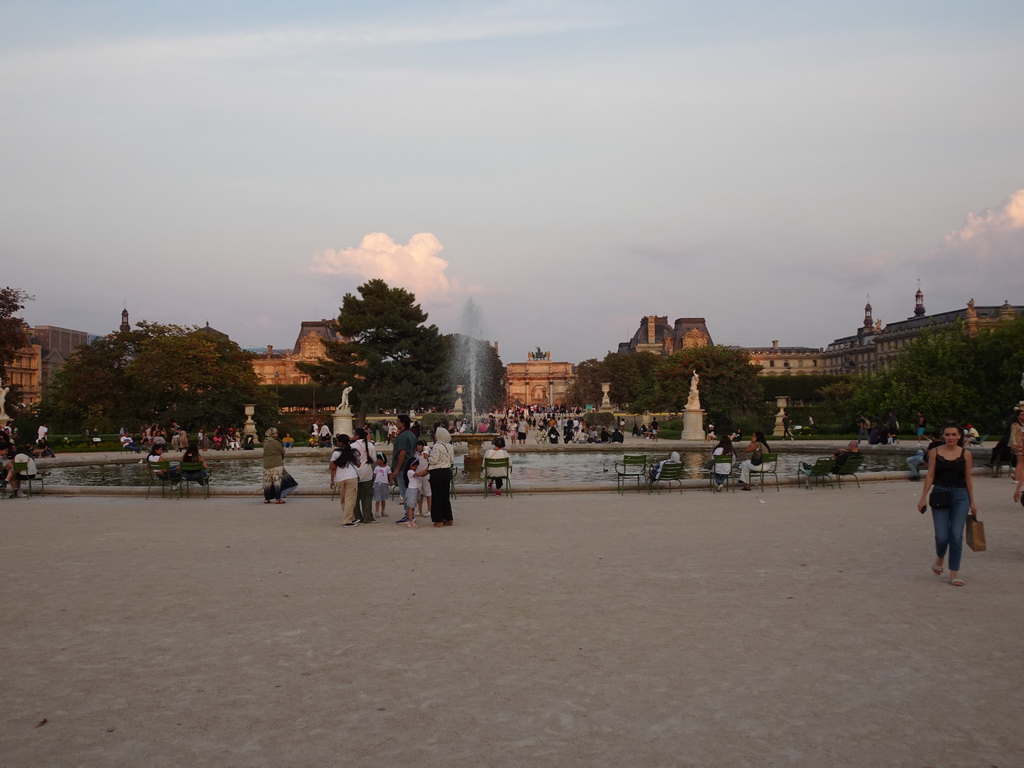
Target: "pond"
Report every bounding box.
[44,450,913,489]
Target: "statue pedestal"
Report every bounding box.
[241,404,258,449]
[772,396,790,438]
[333,408,354,438]
[681,409,705,440]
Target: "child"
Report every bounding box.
[398,459,421,528]
[414,440,432,517]
[372,454,390,518]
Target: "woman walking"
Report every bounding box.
[424,426,455,527]
[263,428,297,504]
[918,422,979,586]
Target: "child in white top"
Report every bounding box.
[402,460,422,527]
[372,456,390,517]
[415,440,432,517]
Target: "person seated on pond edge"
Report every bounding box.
[611,428,624,443]
[907,434,942,480]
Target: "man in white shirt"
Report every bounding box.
[37,424,48,444]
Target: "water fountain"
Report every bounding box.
[451,299,492,477]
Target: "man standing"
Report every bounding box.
[781,412,793,440]
[390,414,417,501]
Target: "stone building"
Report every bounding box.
[506,350,576,407]
[29,326,92,389]
[824,291,1023,374]
[741,340,826,375]
[4,328,42,407]
[251,320,340,386]
[617,315,713,355]
[4,324,92,408]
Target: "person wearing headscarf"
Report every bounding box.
[263,427,297,504]
[422,426,455,526]
[649,451,681,482]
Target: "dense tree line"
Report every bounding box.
[43,322,275,431]
[0,287,32,406]
[566,347,770,431]
[848,317,1024,433]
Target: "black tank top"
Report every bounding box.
[933,448,967,488]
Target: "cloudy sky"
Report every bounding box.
[3,0,1023,363]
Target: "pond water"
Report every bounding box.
[45,450,912,489]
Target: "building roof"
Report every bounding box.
[293,320,337,350]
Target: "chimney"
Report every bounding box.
[267,344,273,358]
[772,340,779,349]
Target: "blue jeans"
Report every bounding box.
[931,486,970,571]
[906,453,926,478]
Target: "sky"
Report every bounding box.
[2,0,1023,364]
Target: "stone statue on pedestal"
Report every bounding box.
[680,370,705,439]
[686,370,701,411]
[333,387,354,438]
[0,379,8,420]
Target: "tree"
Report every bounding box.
[0,287,32,389]
[565,358,603,406]
[639,346,770,430]
[852,317,1024,432]
[565,352,660,408]
[44,323,274,431]
[298,280,447,419]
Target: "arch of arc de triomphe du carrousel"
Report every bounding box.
[503,316,714,409]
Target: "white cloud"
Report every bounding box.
[941,189,1024,260]
[912,190,1024,306]
[311,232,460,299]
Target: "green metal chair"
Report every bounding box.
[483,457,513,498]
[798,457,835,489]
[749,453,780,492]
[832,454,865,488]
[648,461,684,494]
[709,456,735,492]
[146,460,174,499]
[12,461,43,498]
[179,462,211,499]
[615,455,648,494]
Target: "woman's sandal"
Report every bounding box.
[951,576,965,586]
[931,563,944,576]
